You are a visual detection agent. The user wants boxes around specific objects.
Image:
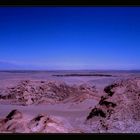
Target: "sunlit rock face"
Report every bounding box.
[86,78,140,133]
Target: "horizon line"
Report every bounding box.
[0,69,140,71]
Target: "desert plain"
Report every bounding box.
[0,70,140,133]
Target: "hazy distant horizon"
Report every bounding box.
[0,68,140,71]
[0,60,139,71]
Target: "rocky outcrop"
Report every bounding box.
[86,78,140,133]
[0,80,97,105]
[0,109,25,133]
[0,109,77,133]
[6,109,22,120]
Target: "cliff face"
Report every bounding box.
[86,78,140,133]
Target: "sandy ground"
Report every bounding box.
[0,99,98,130]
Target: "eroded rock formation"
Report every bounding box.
[0,80,98,105]
[86,78,140,133]
[0,109,76,133]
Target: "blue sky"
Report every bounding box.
[0,7,140,70]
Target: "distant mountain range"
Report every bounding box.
[0,61,49,70]
[0,61,42,70]
[0,61,22,70]
[0,61,73,70]
[0,61,140,71]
